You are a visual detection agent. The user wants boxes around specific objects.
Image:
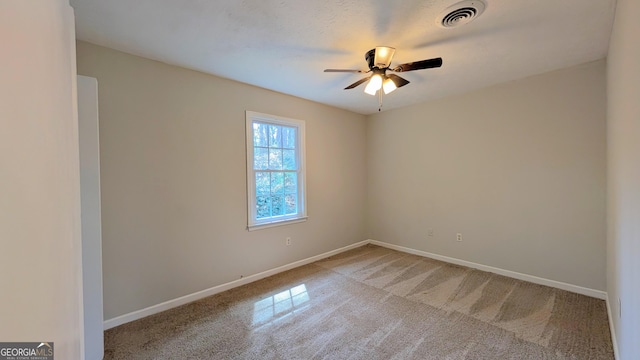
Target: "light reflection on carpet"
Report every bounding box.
[252,283,310,328]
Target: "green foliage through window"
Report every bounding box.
[247,113,306,228]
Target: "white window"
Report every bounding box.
[246,111,307,230]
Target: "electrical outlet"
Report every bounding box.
[286,237,291,246]
[428,228,434,237]
[456,233,462,242]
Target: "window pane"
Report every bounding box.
[269,125,282,148]
[283,149,296,170]
[254,148,268,170]
[256,196,271,219]
[282,127,296,149]
[268,149,283,170]
[256,172,270,195]
[285,194,297,214]
[247,112,305,228]
[271,172,284,194]
[271,195,284,216]
[284,172,297,193]
[253,123,268,147]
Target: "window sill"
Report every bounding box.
[247,216,308,231]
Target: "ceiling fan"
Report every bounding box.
[324,47,443,110]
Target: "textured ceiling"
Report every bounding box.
[70,0,616,115]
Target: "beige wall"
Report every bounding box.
[607,0,640,357]
[78,40,610,323]
[367,60,606,291]
[0,1,83,358]
[76,41,367,320]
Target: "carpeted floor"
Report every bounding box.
[104,244,614,359]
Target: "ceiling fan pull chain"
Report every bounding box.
[378,89,383,111]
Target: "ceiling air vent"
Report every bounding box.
[437,0,486,28]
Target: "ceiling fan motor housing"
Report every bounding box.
[365,49,376,69]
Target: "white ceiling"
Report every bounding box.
[70,0,616,115]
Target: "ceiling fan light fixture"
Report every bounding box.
[383,77,397,94]
[364,74,383,95]
[373,46,396,68]
[325,47,443,109]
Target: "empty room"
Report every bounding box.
[2,0,639,359]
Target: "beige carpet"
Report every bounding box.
[104,245,614,359]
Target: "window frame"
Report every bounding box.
[245,111,307,231]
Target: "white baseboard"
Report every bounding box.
[103,240,369,330]
[606,294,620,360]
[368,239,607,300]
[105,238,609,330]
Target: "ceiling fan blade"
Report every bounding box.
[344,76,371,90]
[324,69,367,73]
[387,74,410,88]
[392,57,443,72]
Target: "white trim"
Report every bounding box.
[368,240,607,300]
[606,294,620,360]
[245,111,307,229]
[105,239,610,330]
[103,240,368,330]
[247,216,308,231]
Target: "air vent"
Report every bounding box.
[437,0,486,28]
